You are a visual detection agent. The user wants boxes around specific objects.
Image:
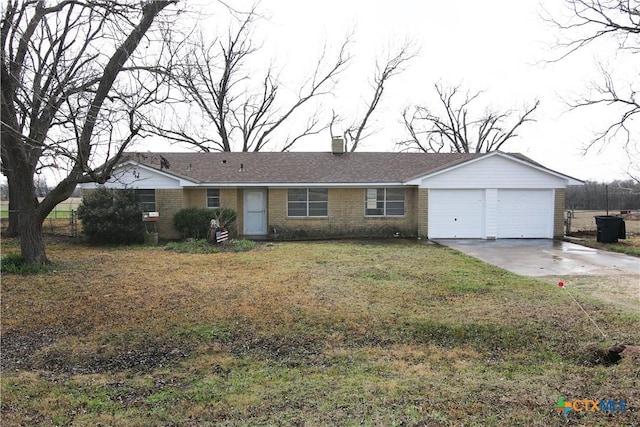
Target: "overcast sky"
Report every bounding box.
[172,0,635,183]
[24,0,637,186]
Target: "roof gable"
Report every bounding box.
[405,151,584,188]
[82,160,195,189]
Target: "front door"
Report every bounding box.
[243,189,267,235]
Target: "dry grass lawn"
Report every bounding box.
[1,236,639,426]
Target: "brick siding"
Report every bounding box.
[182,188,239,210]
[267,187,419,238]
[155,189,184,239]
[87,186,566,241]
[417,189,428,238]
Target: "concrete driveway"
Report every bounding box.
[432,239,640,277]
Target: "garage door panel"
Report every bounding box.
[428,190,484,238]
[497,190,553,238]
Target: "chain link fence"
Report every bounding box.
[1,198,83,236]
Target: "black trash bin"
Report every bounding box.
[594,215,626,243]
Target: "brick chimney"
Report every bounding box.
[331,136,345,155]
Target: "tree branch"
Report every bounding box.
[345,40,418,152]
[399,82,539,154]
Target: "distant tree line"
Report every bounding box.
[566,180,640,210]
[0,180,81,200]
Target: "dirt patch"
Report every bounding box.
[230,332,327,368]
[542,275,639,312]
[31,340,191,375]
[578,343,640,367]
[0,327,66,372]
[1,329,191,375]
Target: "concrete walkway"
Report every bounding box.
[432,239,640,277]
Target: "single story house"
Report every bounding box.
[82,142,583,240]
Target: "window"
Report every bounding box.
[136,189,156,212]
[287,188,328,217]
[365,188,405,216]
[207,189,220,208]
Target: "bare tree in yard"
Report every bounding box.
[1,0,178,264]
[545,0,640,179]
[155,7,351,152]
[399,83,539,153]
[335,41,418,152]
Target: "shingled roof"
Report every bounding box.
[122,151,484,184]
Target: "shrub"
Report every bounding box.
[228,238,255,252]
[271,225,412,240]
[77,188,144,244]
[173,208,237,239]
[164,238,254,254]
[1,254,49,274]
[211,207,237,230]
[164,239,219,254]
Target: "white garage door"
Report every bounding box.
[428,190,485,238]
[497,190,553,238]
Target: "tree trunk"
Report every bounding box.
[10,173,80,264]
[10,173,49,264]
[15,176,49,263]
[5,141,49,264]
[20,213,47,264]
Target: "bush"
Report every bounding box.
[77,188,144,244]
[173,208,237,239]
[228,238,255,252]
[211,207,237,230]
[164,239,219,254]
[1,254,49,274]
[164,238,254,254]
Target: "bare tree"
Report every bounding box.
[399,83,539,153]
[573,65,639,153]
[545,0,639,160]
[335,41,418,152]
[1,0,177,264]
[155,7,351,152]
[546,0,640,58]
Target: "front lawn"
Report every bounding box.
[1,238,638,425]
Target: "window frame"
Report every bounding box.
[287,188,328,217]
[206,188,220,209]
[136,189,156,212]
[364,188,405,217]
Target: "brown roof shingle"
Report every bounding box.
[123,151,482,184]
